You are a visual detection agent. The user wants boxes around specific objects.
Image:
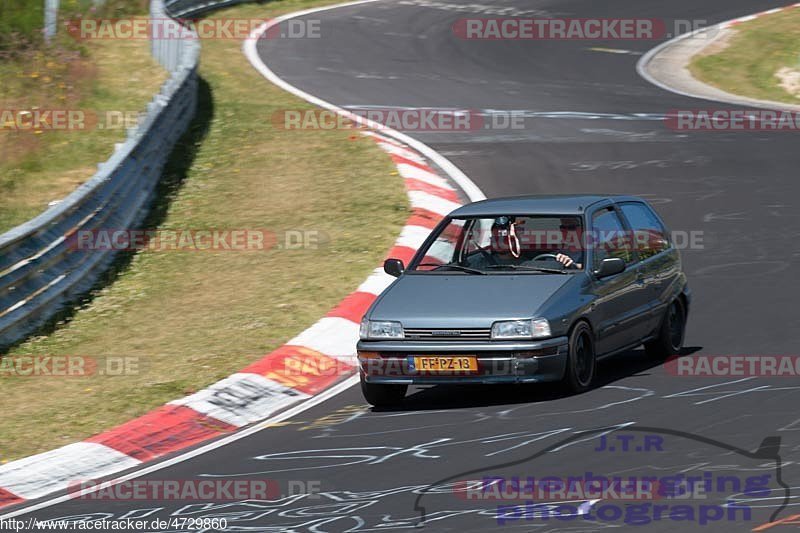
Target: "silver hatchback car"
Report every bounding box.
[357,195,690,407]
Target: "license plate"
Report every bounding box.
[412,356,478,372]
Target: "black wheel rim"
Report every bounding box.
[668,302,684,350]
[574,331,593,386]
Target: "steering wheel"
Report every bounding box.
[469,239,497,265]
[531,253,560,262]
[480,248,498,265]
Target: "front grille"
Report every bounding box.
[404,328,491,340]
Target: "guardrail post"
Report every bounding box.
[44,0,59,43]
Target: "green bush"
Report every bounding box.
[0,0,45,50]
[0,0,149,52]
[61,0,149,18]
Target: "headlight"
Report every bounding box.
[360,319,404,340]
[491,318,551,340]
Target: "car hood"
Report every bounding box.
[368,273,573,328]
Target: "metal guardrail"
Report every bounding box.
[0,0,200,349]
[165,0,252,18]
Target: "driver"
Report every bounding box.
[489,216,583,269]
[553,217,584,269]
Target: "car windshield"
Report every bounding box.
[410,215,586,274]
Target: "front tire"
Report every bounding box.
[561,322,596,394]
[360,377,407,407]
[645,299,686,360]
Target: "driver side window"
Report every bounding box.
[591,208,634,270]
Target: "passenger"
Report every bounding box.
[487,216,521,265]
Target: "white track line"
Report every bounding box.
[636,4,800,106]
[1,0,487,518]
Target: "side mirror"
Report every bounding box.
[594,257,625,279]
[384,258,405,278]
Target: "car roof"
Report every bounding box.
[449,194,644,217]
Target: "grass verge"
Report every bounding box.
[0,0,408,462]
[690,9,800,103]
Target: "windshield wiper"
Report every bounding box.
[416,263,486,275]
[485,264,570,274]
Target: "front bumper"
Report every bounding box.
[356,336,569,385]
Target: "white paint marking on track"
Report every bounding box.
[661,377,755,398]
[692,385,771,405]
[0,443,141,500]
[168,373,310,427]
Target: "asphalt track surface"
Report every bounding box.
[16,1,800,531]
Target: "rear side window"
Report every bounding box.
[591,207,634,268]
[619,202,670,260]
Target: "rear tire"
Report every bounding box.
[561,322,596,394]
[645,299,686,360]
[360,377,407,407]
